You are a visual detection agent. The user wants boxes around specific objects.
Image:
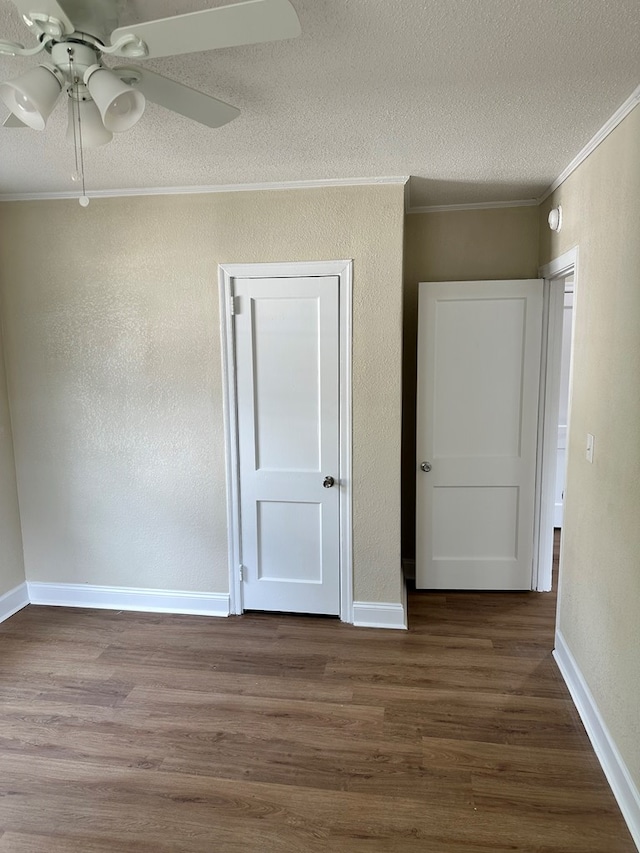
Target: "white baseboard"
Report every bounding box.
[27,582,230,618]
[0,582,29,623]
[8,581,406,627]
[554,630,640,850]
[353,599,407,630]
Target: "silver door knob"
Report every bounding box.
[420,461,432,473]
[323,476,335,488]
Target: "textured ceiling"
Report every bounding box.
[0,0,639,206]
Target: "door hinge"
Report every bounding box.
[238,564,244,582]
[229,295,239,316]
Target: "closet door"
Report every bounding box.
[233,274,341,614]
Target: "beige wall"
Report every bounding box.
[402,207,540,555]
[0,184,405,605]
[539,107,640,790]
[0,319,25,598]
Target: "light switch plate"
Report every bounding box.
[586,433,595,463]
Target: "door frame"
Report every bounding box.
[218,260,353,620]
[533,246,579,590]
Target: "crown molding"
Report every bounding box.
[0,175,409,203]
[539,83,640,203]
[2,81,637,209]
[407,198,538,214]
[405,81,640,214]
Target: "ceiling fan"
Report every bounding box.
[0,0,301,147]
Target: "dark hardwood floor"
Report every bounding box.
[0,544,635,851]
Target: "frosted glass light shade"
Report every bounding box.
[84,66,145,132]
[67,97,113,148]
[0,64,62,130]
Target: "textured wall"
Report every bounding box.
[539,107,640,790]
[0,319,25,597]
[402,207,540,556]
[0,184,405,604]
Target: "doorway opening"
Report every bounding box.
[553,275,573,587]
[534,247,578,592]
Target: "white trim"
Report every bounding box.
[532,279,564,591]
[218,260,354,623]
[338,262,354,624]
[407,199,538,214]
[0,176,409,203]
[534,247,578,592]
[0,582,29,623]
[219,281,243,617]
[539,246,580,281]
[219,259,353,280]
[540,84,640,203]
[554,631,640,849]
[353,601,407,630]
[27,582,230,617]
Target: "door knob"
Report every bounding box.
[323,476,335,488]
[420,461,432,473]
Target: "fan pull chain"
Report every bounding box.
[67,48,89,207]
[68,52,80,178]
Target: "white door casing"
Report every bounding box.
[219,261,353,620]
[416,280,544,590]
[554,286,574,528]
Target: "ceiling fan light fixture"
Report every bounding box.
[66,96,113,148]
[2,0,299,146]
[84,65,145,132]
[0,63,63,130]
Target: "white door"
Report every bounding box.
[416,280,543,590]
[233,275,341,615]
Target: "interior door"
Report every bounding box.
[233,275,340,614]
[416,280,543,590]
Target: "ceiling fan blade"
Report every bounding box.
[115,66,240,129]
[9,0,74,35]
[3,113,29,127]
[109,0,300,59]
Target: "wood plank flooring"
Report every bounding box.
[0,558,635,850]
